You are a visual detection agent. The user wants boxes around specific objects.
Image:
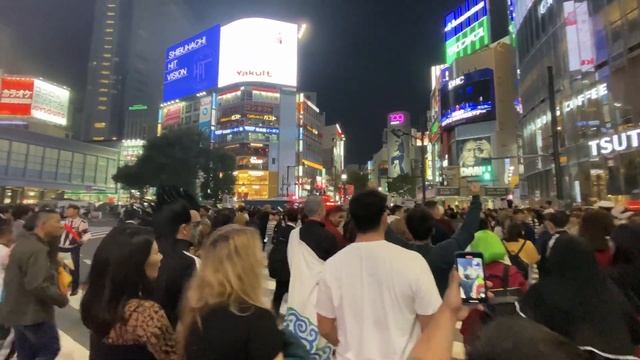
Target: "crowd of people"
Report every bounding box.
[0,190,639,359]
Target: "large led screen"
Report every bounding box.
[440,68,495,129]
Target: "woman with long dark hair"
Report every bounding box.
[81,225,176,360]
[519,236,640,358]
[579,209,614,268]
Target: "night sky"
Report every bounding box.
[0,0,455,164]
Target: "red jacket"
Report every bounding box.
[594,248,614,269]
[325,220,347,250]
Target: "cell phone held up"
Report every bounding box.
[455,251,489,304]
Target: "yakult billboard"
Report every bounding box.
[218,18,298,88]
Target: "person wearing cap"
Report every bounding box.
[58,204,91,296]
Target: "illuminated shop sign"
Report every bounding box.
[539,0,553,16]
[444,0,488,40]
[588,129,640,156]
[388,111,408,125]
[448,76,465,90]
[213,126,279,135]
[563,83,607,112]
[440,68,495,128]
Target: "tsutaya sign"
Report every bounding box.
[589,129,640,156]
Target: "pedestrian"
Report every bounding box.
[284,195,337,358]
[424,201,454,245]
[211,208,235,231]
[199,205,211,219]
[502,222,540,268]
[579,209,615,268]
[409,272,591,360]
[264,210,279,253]
[0,218,15,359]
[537,210,571,274]
[179,225,283,359]
[153,200,201,327]
[461,218,527,345]
[607,223,640,314]
[1,209,68,360]
[10,205,32,239]
[81,225,176,359]
[512,209,536,243]
[518,236,640,358]
[316,189,442,360]
[386,204,404,224]
[389,217,415,242]
[233,205,249,226]
[566,209,582,236]
[268,207,298,314]
[389,183,482,295]
[324,206,347,249]
[58,204,91,296]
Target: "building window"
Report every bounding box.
[105,28,114,32]
[99,88,108,92]
[42,148,59,181]
[101,62,110,66]
[103,53,112,58]
[8,142,27,178]
[100,71,111,75]
[106,12,116,15]
[97,106,107,110]
[94,122,107,128]
[98,97,108,101]
[84,155,97,184]
[104,37,113,41]
[57,150,72,182]
[71,153,85,184]
[103,45,112,49]
[107,3,116,7]
[0,139,9,174]
[106,20,115,24]
[26,145,43,179]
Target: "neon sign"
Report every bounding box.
[563,83,607,112]
[213,126,279,135]
[588,129,640,156]
[448,76,465,90]
[444,0,488,41]
[388,111,408,125]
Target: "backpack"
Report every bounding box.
[504,240,530,278]
[485,263,525,318]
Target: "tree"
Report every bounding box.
[199,147,236,202]
[387,173,417,198]
[113,127,235,201]
[346,170,369,194]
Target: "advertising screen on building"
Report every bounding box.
[0,77,34,117]
[563,1,595,72]
[444,0,490,63]
[163,25,221,102]
[440,68,495,128]
[161,103,183,128]
[31,79,69,126]
[218,18,297,88]
[457,136,492,177]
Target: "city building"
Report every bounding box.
[81,0,133,142]
[158,18,301,200]
[516,0,640,204]
[0,75,121,204]
[321,123,346,199]
[428,0,518,203]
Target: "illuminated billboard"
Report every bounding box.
[564,1,595,72]
[0,77,69,126]
[387,111,408,126]
[444,0,490,63]
[161,103,183,128]
[440,68,495,128]
[0,77,34,117]
[31,79,69,126]
[457,136,492,177]
[163,25,220,102]
[218,18,297,88]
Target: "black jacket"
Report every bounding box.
[154,238,197,327]
[386,195,482,296]
[299,220,338,261]
[268,223,295,281]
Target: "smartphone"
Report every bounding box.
[455,252,488,304]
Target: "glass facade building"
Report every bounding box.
[517,0,640,203]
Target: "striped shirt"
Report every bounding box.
[59,217,91,248]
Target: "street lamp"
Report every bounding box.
[340,173,347,182]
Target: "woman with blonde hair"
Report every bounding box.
[179,225,284,360]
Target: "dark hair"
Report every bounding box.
[348,190,387,234]
[611,223,640,265]
[200,205,211,213]
[67,204,80,211]
[342,218,357,244]
[467,317,589,360]
[211,208,235,230]
[405,207,435,241]
[505,222,524,242]
[545,211,569,229]
[237,205,247,213]
[153,200,191,252]
[512,208,525,216]
[11,204,33,221]
[579,209,614,251]
[121,207,139,222]
[81,225,156,338]
[284,207,299,223]
[478,218,490,231]
[389,205,403,216]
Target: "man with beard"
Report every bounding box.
[1,209,69,359]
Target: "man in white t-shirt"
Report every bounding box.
[316,189,442,360]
